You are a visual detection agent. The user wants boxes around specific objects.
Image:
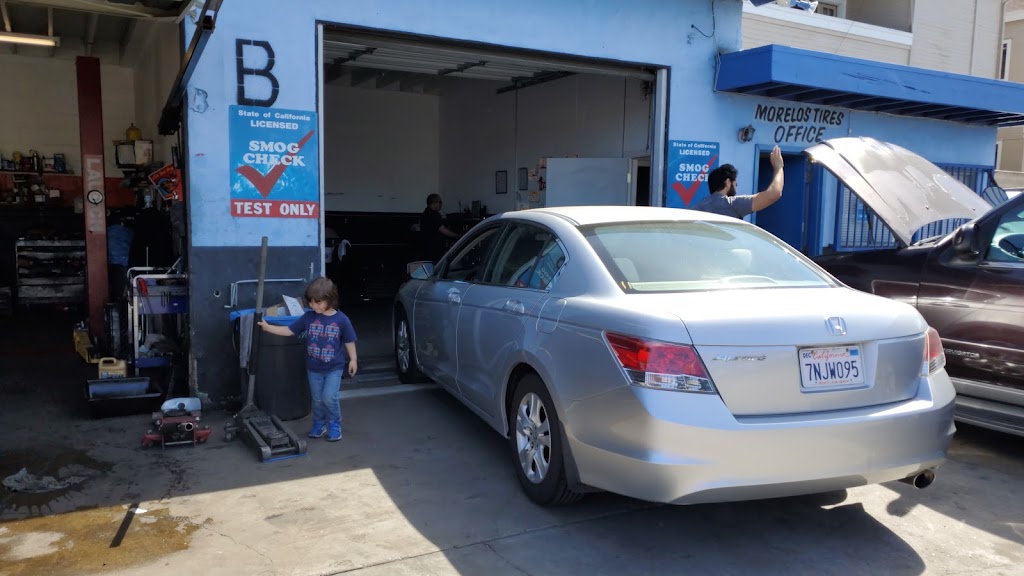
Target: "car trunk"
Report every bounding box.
[641,287,927,416]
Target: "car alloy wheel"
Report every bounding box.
[394,308,423,384]
[515,392,552,484]
[507,374,582,505]
[396,319,411,373]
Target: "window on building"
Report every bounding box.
[1001,40,1012,81]
[996,141,1003,168]
[817,3,839,17]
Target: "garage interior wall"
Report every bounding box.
[130,22,181,165]
[323,73,652,213]
[443,74,652,213]
[323,87,440,212]
[0,53,134,176]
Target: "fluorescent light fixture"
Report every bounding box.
[0,32,61,47]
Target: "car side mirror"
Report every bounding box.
[981,185,1009,207]
[952,223,980,258]
[407,261,434,280]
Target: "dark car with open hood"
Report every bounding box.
[810,137,1024,437]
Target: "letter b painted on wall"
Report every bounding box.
[236,39,279,107]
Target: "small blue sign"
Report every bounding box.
[666,140,719,208]
[229,105,320,218]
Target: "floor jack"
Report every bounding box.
[223,237,308,462]
[142,397,212,448]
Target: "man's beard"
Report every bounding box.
[727,182,737,197]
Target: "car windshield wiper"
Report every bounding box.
[910,234,946,247]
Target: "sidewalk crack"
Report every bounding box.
[201,525,276,570]
[482,541,533,576]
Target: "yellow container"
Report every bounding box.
[125,123,142,141]
[74,328,99,364]
[98,358,128,380]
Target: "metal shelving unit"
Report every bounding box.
[15,239,86,306]
[0,286,11,315]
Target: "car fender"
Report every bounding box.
[498,346,564,436]
[393,280,425,358]
[498,348,587,491]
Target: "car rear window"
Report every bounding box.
[583,221,836,293]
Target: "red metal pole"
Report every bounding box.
[76,56,108,336]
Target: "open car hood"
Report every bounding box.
[804,137,992,246]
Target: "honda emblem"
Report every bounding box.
[826,317,847,336]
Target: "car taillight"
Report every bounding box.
[922,327,946,376]
[605,332,716,394]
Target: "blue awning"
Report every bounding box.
[716,45,1024,127]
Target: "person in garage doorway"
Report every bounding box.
[420,194,461,264]
[693,145,785,219]
[258,277,358,442]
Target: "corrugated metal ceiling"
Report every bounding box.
[322,30,656,84]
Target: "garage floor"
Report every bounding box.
[2,311,1023,575]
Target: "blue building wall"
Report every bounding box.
[186,0,751,249]
[183,0,997,400]
[691,90,997,252]
[184,0,746,400]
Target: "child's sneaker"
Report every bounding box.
[307,420,327,438]
[327,421,342,442]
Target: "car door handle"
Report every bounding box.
[447,291,462,304]
[932,301,969,308]
[503,300,525,314]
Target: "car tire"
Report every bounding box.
[508,373,582,506]
[394,308,423,384]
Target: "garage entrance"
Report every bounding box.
[317,27,667,367]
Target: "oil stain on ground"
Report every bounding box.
[0,505,203,575]
[0,448,113,516]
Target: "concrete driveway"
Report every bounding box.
[2,384,1023,576]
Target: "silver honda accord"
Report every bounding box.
[393,205,955,506]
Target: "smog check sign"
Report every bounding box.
[229,105,320,218]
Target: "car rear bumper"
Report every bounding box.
[953,394,1024,437]
[564,372,956,504]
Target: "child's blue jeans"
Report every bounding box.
[308,369,343,424]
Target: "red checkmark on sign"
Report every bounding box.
[236,130,315,198]
[672,153,719,206]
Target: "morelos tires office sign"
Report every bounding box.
[229,105,320,218]
[753,102,848,145]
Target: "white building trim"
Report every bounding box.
[1006,9,1024,23]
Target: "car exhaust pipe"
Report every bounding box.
[899,469,935,489]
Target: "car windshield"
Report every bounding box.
[583,221,837,293]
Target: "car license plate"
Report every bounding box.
[800,346,863,389]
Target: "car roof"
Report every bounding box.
[502,205,742,227]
